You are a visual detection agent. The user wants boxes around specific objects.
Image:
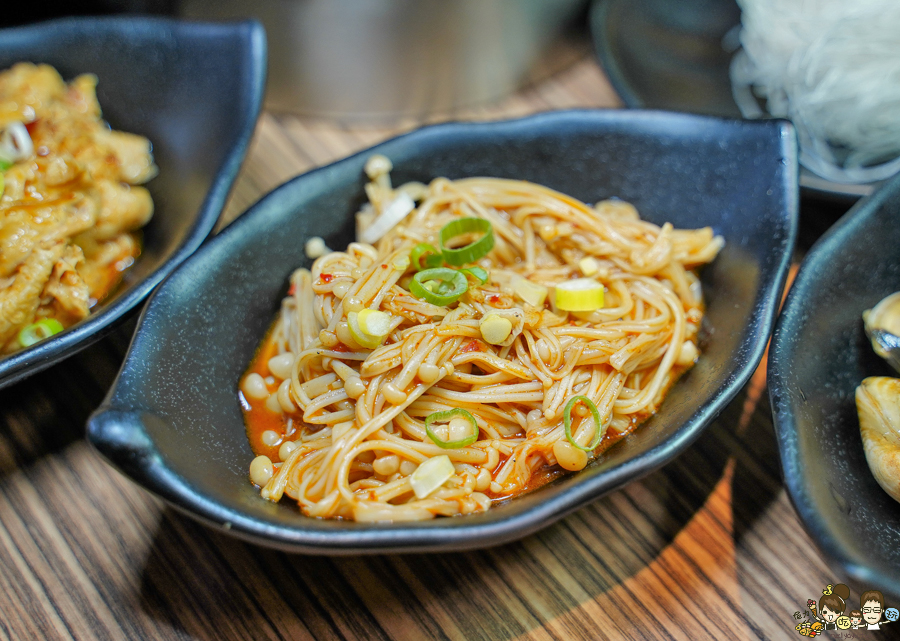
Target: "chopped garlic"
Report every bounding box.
[513,277,548,307]
[332,421,354,442]
[579,257,599,276]
[480,314,513,345]
[410,455,455,499]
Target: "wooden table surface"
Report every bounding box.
[0,50,879,641]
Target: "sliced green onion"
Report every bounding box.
[425,408,479,448]
[555,278,604,312]
[0,172,5,199]
[563,395,605,452]
[439,217,494,266]
[0,121,33,166]
[409,268,468,306]
[0,159,11,171]
[347,311,384,349]
[357,309,392,337]
[460,266,489,284]
[17,318,64,348]
[410,243,442,271]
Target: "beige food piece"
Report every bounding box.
[87,180,153,241]
[93,129,158,184]
[0,204,65,277]
[479,313,513,345]
[41,244,90,322]
[65,73,102,119]
[0,195,97,278]
[75,233,137,295]
[0,63,66,122]
[0,62,156,354]
[0,241,65,347]
[478,307,524,347]
[37,153,84,187]
[856,376,900,503]
[863,292,900,373]
[0,160,34,201]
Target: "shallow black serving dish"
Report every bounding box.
[0,16,266,389]
[89,110,798,554]
[769,175,900,598]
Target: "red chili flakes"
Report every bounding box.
[487,294,501,304]
[287,284,296,296]
[460,340,482,353]
[332,343,350,352]
[320,273,333,283]
[381,264,388,269]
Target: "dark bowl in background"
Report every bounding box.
[588,0,879,204]
[88,110,798,554]
[769,174,900,599]
[0,16,266,389]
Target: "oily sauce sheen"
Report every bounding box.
[240,327,287,463]
[240,322,687,502]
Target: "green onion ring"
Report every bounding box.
[425,408,479,448]
[409,268,468,306]
[439,217,494,266]
[17,318,64,348]
[409,243,442,271]
[563,395,605,452]
[347,312,383,349]
[460,266,489,284]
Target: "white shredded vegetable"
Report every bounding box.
[731,0,900,183]
[358,191,415,244]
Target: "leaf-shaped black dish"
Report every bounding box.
[0,16,266,389]
[89,110,797,553]
[769,174,900,598]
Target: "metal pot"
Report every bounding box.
[179,0,587,120]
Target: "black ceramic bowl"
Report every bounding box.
[0,17,266,389]
[588,0,879,204]
[769,175,900,598]
[89,110,798,553]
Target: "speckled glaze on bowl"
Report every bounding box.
[88,110,798,554]
[769,174,900,599]
[0,17,266,389]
